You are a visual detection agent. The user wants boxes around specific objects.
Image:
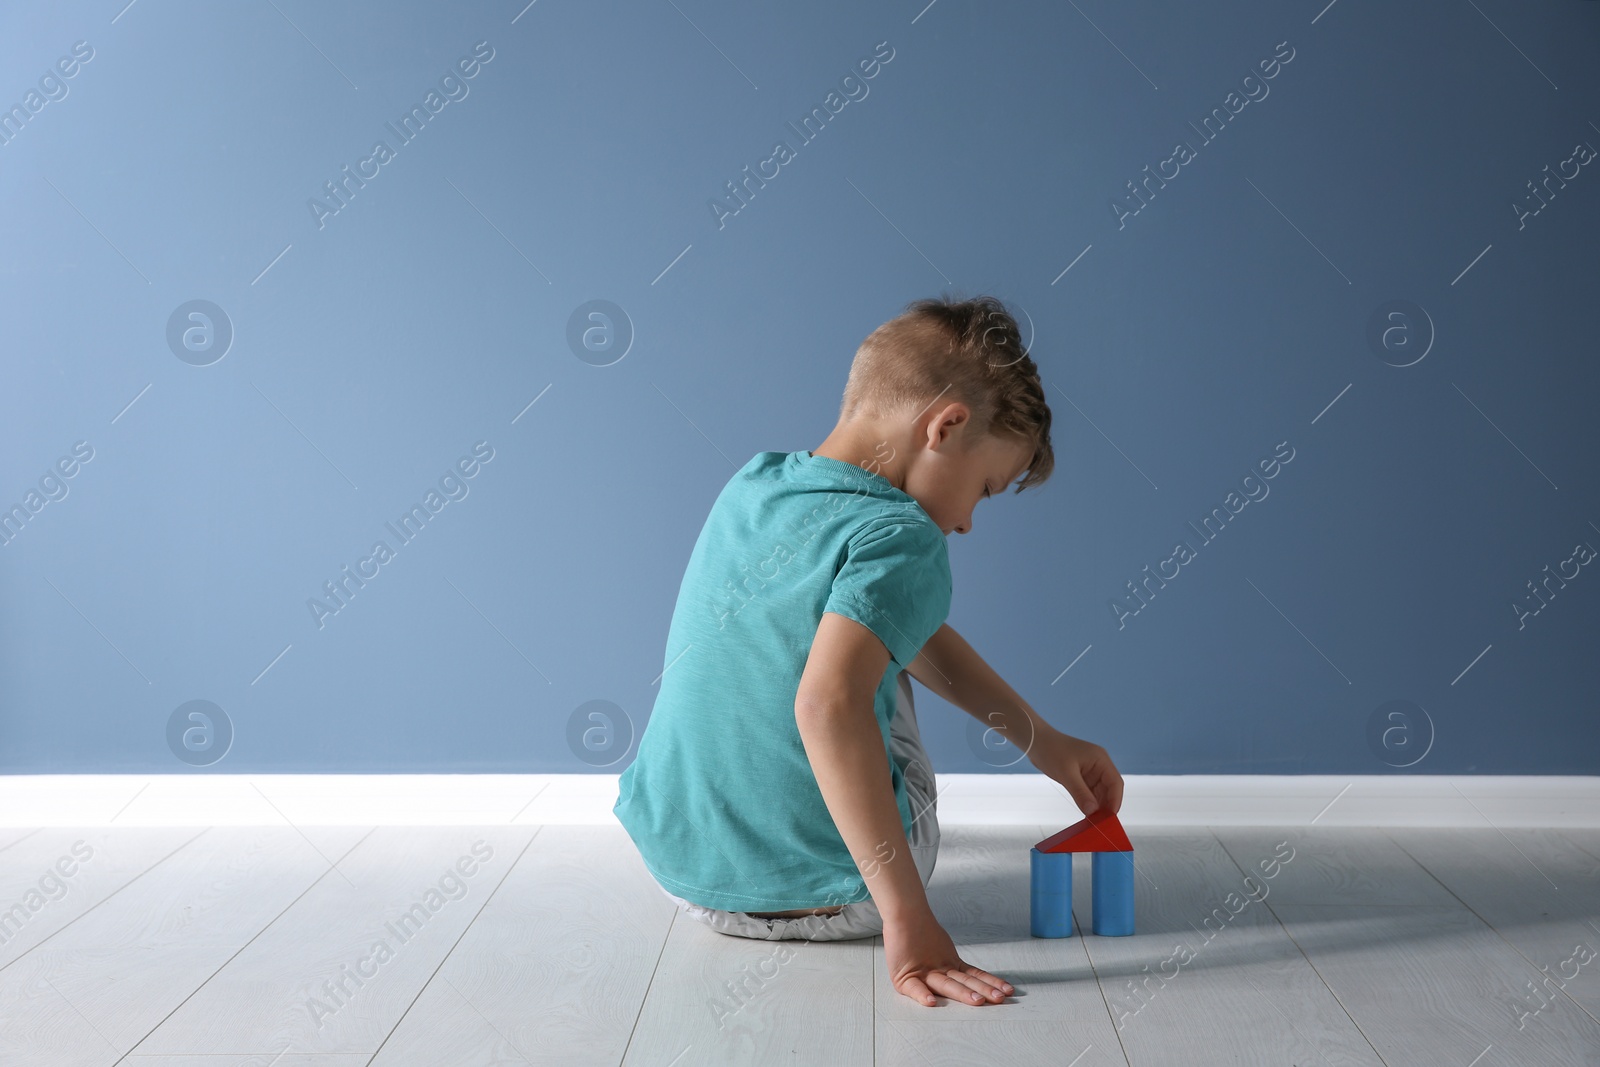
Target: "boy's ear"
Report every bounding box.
[926,401,972,450]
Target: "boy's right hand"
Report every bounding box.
[883,908,1013,1007]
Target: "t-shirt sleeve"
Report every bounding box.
[822,515,952,669]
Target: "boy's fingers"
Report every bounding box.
[964,966,1014,995]
[900,966,1012,1007]
[900,975,937,1006]
[1064,767,1097,814]
[927,971,990,1004]
[952,969,1010,1001]
[942,970,1002,1002]
[1088,765,1118,813]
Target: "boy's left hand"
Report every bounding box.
[1027,727,1123,816]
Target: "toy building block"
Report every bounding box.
[1030,808,1135,938]
[1029,848,1074,937]
[1035,807,1132,854]
[1091,851,1135,936]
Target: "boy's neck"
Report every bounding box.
[812,417,918,493]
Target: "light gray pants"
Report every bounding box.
[658,670,940,941]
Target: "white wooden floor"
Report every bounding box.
[1,823,1597,1066]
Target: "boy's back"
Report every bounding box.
[613,447,951,914]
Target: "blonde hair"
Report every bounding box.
[840,293,1054,491]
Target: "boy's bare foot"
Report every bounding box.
[746,905,846,918]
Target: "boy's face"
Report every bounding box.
[904,413,1034,536]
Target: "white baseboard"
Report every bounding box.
[1,774,1596,828]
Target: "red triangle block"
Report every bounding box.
[1035,807,1132,853]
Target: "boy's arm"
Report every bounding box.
[905,622,1124,815]
[796,610,1013,1008]
[794,610,928,925]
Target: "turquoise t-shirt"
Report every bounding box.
[613,449,953,912]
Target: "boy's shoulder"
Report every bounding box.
[729,449,943,540]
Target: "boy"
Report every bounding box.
[614,294,1124,1008]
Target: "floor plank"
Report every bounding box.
[622,831,875,1067]
[126,1057,369,1066]
[0,827,204,969]
[0,829,41,854]
[1213,826,1460,906]
[128,826,537,1057]
[1069,826,1383,1067]
[0,827,371,1066]
[1270,903,1600,1066]
[1386,827,1600,1018]
[370,825,682,1067]
[1554,829,1600,866]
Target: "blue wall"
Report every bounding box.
[2,0,1596,775]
